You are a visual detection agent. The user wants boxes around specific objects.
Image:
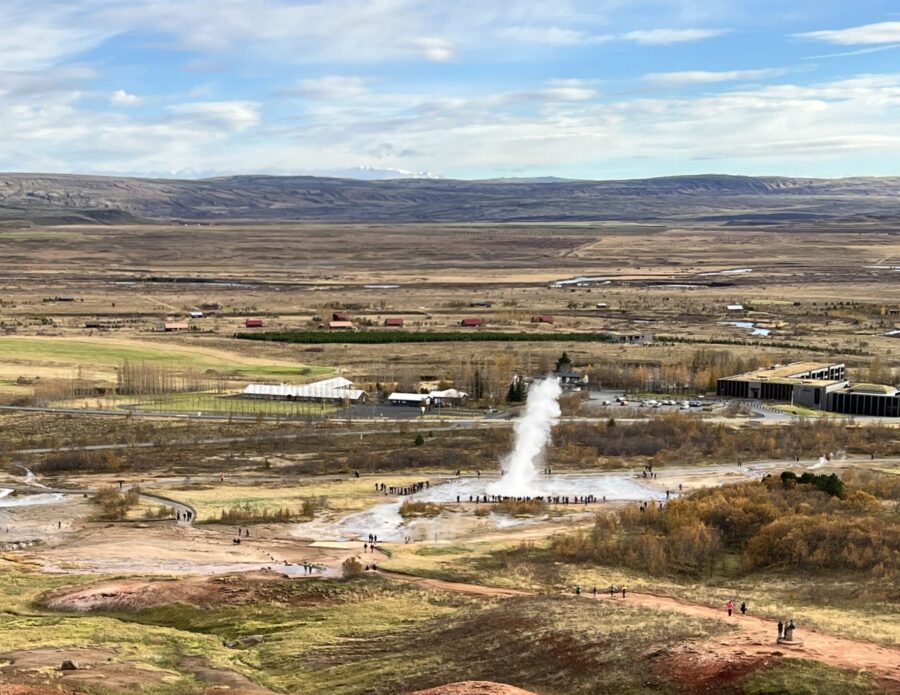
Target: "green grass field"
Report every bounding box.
[0,336,330,374]
[0,337,333,392]
[0,561,884,694]
[127,391,339,416]
[383,541,900,649]
[144,476,409,520]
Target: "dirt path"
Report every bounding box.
[379,571,900,690]
[379,570,530,597]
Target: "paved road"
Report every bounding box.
[136,489,195,524]
[7,472,196,526]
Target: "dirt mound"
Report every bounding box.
[407,682,538,695]
[42,572,286,612]
[0,647,170,692]
[654,646,777,693]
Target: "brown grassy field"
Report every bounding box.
[0,221,897,401]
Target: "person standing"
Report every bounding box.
[777,620,784,640]
[740,601,747,615]
[592,586,597,599]
[621,585,627,598]
[726,600,734,617]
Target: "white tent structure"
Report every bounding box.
[242,377,367,403]
[429,388,468,406]
[387,389,468,407]
[387,392,431,406]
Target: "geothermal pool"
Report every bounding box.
[330,472,664,542]
[0,488,67,508]
[722,320,771,336]
[324,462,770,543]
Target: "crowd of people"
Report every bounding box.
[377,481,429,495]
[461,493,603,505]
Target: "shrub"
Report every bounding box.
[399,500,442,518]
[219,504,295,524]
[342,556,365,578]
[493,499,547,517]
[550,475,899,579]
[90,485,138,521]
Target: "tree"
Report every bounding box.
[507,378,527,403]
[414,433,425,446]
[556,351,572,372]
[473,369,485,400]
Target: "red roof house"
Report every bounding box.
[531,315,554,324]
[384,318,404,327]
[460,318,482,327]
[244,318,264,328]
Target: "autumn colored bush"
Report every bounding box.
[551,473,900,579]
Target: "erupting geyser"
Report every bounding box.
[489,377,562,497]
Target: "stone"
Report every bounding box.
[60,659,79,670]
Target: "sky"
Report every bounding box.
[2,0,900,180]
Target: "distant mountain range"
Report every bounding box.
[1,172,898,225]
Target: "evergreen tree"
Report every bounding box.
[516,379,528,402]
[473,369,485,400]
[556,351,572,372]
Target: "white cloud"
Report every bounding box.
[622,28,727,45]
[169,101,261,131]
[643,68,788,86]
[499,25,596,46]
[110,89,141,106]
[798,21,900,45]
[283,75,369,100]
[413,38,455,63]
[0,2,109,72]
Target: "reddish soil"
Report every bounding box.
[0,647,170,692]
[42,571,300,612]
[407,682,539,695]
[380,571,900,692]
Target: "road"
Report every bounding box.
[7,470,196,526]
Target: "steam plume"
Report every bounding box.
[489,377,562,496]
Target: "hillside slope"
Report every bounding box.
[1,173,898,223]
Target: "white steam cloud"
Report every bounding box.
[489,377,562,497]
